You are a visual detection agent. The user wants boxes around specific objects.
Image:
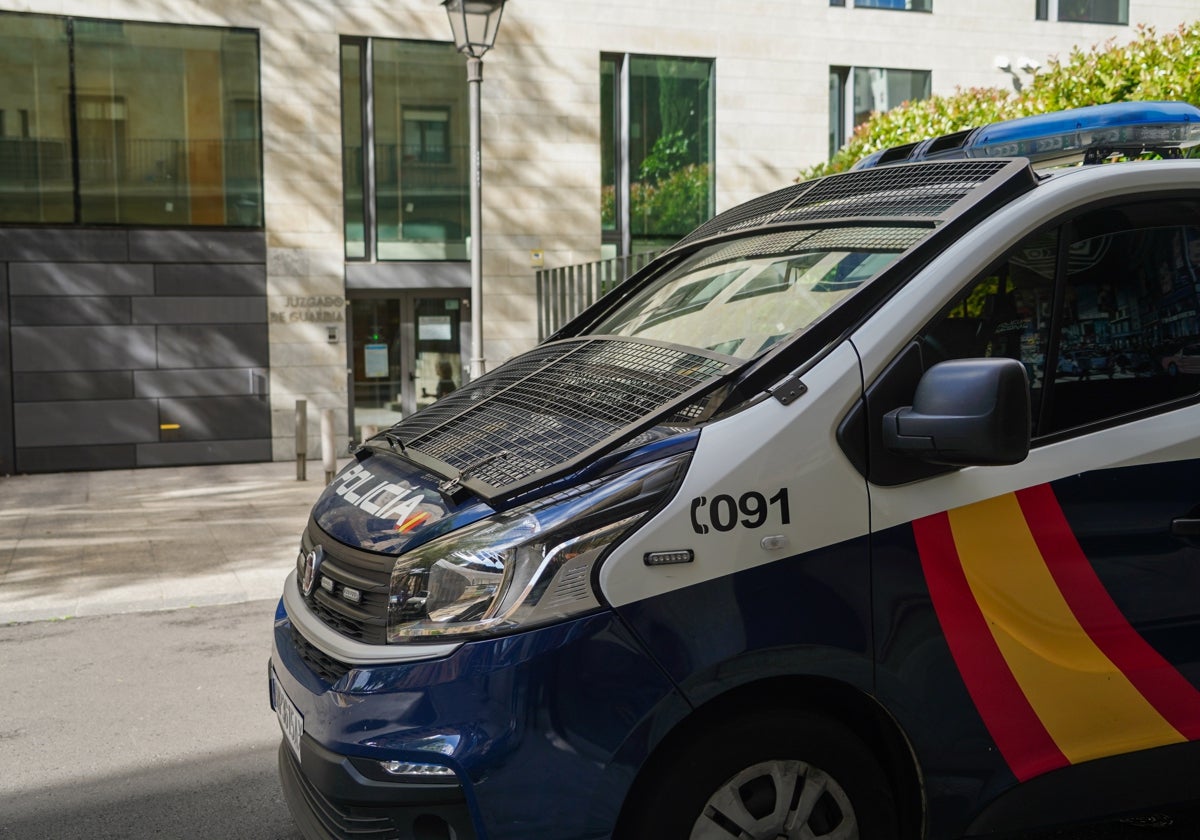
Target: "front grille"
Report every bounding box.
[389,337,733,502]
[290,625,351,684]
[303,529,393,646]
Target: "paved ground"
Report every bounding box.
[0,459,343,624]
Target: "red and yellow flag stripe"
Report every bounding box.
[914,484,1200,782]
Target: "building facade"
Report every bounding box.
[0,0,1194,473]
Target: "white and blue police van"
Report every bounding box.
[270,102,1200,839]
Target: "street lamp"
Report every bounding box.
[442,0,507,380]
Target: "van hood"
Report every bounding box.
[311,453,490,554]
[311,424,701,555]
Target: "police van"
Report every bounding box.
[270,102,1200,839]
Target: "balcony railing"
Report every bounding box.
[535,250,661,341]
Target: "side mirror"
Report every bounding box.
[883,358,1030,466]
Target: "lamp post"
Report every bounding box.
[442,0,507,381]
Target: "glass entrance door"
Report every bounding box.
[348,292,469,440]
[411,296,465,412]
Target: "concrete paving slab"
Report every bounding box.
[0,459,342,624]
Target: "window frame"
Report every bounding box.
[829,65,932,157]
[601,52,716,259]
[340,35,468,263]
[402,106,452,165]
[0,10,264,228]
[1035,0,1129,24]
[853,0,933,11]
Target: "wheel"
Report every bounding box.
[621,710,899,840]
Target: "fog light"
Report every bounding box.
[380,760,456,778]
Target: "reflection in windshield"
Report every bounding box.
[587,230,911,359]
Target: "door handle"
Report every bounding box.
[1171,517,1200,537]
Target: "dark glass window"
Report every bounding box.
[829,66,931,156]
[1,14,73,223]
[374,40,467,260]
[403,108,450,164]
[341,39,467,261]
[0,12,262,227]
[342,41,366,259]
[601,54,715,256]
[920,199,1200,438]
[855,0,932,10]
[600,56,618,236]
[1036,0,1050,20]
[1046,208,1200,432]
[921,230,1057,430]
[1058,0,1128,24]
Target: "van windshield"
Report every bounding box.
[587,229,915,359]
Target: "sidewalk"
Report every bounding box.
[0,459,342,624]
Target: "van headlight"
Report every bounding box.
[387,453,689,643]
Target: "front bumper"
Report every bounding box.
[277,734,476,840]
[270,597,688,840]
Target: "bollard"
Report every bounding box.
[295,399,307,481]
[321,408,338,484]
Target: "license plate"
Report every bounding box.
[272,671,304,764]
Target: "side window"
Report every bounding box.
[920,229,1056,429]
[1045,215,1200,432]
[918,200,1200,440]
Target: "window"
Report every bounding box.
[829,66,931,156]
[1036,0,1128,24]
[341,38,467,261]
[403,108,451,164]
[0,12,262,226]
[602,54,715,256]
[1048,208,1200,431]
[921,230,1057,424]
[855,0,932,9]
[919,199,1200,438]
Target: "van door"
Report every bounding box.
[863,200,1200,836]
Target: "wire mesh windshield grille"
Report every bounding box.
[675,159,1018,248]
[689,230,817,270]
[688,225,931,273]
[389,338,732,500]
[798,225,930,252]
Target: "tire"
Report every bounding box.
[621,709,899,840]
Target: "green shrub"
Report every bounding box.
[601,163,711,237]
[804,21,1200,181]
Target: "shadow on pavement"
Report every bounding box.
[0,743,301,840]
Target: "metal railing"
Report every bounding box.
[536,250,661,340]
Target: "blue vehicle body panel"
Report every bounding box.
[271,605,691,840]
[872,458,1200,838]
[613,535,874,705]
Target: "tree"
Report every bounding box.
[804,21,1200,180]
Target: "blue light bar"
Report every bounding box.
[854,101,1200,170]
